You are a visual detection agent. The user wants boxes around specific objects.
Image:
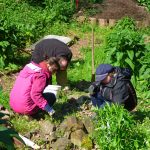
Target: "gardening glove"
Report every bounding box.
[44,104,55,116]
[88,82,100,96]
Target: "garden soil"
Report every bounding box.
[73,0,150,59]
[83,0,150,21]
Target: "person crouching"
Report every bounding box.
[89,64,137,111]
[10,57,59,116]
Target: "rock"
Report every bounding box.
[81,136,93,150]
[51,137,72,150]
[64,131,71,139]
[77,16,86,23]
[82,116,94,134]
[89,17,97,25]
[70,129,87,147]
[98,18,108,26]
[108,19,117,26]
[136,20,143,28]
[59,116,84,132]
[40,121,56,136]
[49,132,57,143]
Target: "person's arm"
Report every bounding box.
[88,82,100,97]
[31,73,55,115]
[30,73,48,110]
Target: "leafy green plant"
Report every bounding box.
[0,112,24,150]
[84,8,102,17]
[92,104,148,150]
[11,114,40,134]
[138,44,150,97]
[105,17,147,86]
[137,0,150,11]
[0,0,75,70]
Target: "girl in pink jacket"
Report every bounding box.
[10,57,59,116]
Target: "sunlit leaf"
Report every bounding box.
[127,50,134,60]
[125,58,135,70]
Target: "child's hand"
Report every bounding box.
[48,108,55,116]
[44,104,55,116]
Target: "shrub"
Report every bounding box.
[105,17,147,86]
[0,0,75,69]
[138,44,150,97]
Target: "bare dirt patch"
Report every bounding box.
[0,74,17,93]
[78,0,150,21]
[93,0,150,21]
[70,38,89,60]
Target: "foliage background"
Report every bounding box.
[0,0,150,149]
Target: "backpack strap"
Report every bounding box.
[124,81,137,111]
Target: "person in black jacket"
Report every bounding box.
[89,64,137,111]
[31,39,72,87]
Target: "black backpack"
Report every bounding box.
[99,67,137,111]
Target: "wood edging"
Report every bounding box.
[77,16,150,28]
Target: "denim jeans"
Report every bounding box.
[91,93,110,108]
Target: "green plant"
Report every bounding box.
[0,0,75,70]
[81,136,93,150]
[0,112,24,149]
[92,104,148,150]
[84,8,102,16]
[137,0,150,11]
[105,17,147,86]
[0,88,9,110]
[11,115,40,134]
[138,44,150,97]
[88,0,103,3]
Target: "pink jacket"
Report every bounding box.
[10,62,51,115]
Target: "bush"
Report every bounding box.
[105,17,147,86]
[0,0,75,69]
[138,44,150,97]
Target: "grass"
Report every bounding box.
[68,23,111,83]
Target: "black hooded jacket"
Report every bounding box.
[94,67,137,111]
[31,39,72,64]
